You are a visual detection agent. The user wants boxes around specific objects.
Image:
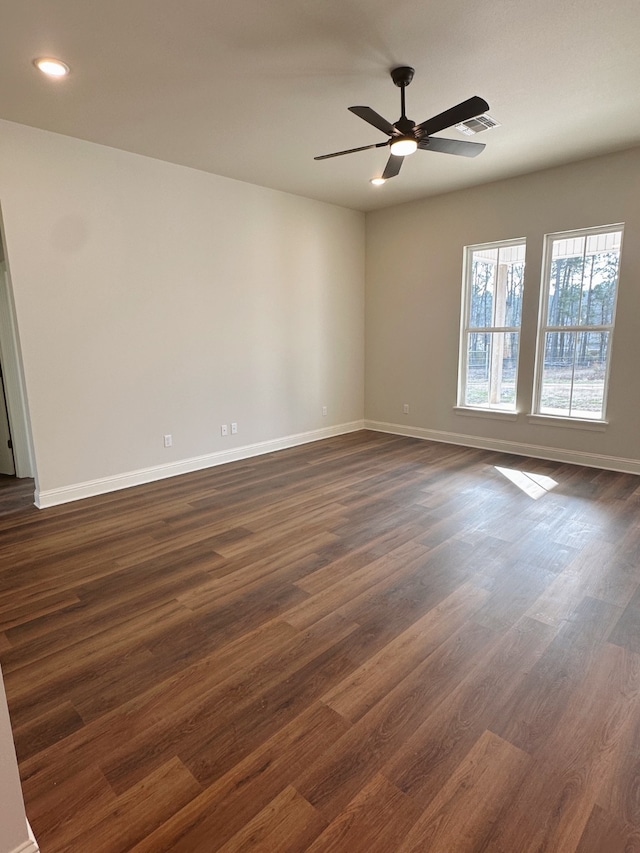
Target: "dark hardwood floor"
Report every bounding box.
[0,473,35,515]
[1,430,640,851]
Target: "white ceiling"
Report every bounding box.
[2,0,639,212]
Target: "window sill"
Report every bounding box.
[453,406,519,422]
[527,414,608,432]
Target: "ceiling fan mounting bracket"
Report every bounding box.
[390,66,415,88]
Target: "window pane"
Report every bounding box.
[579,244,621,326]
[570,332,609,418]
[547,230,622,328]
[539,331,609,418]
[539,332,574,415]
[468,252,496,329]
[498,245,525,327]
[465,332,519,409]
[547,253,584,327]
[468,245,525,329]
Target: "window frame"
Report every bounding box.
[532,223,624,424]
[457,237,527,415]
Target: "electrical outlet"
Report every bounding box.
[221,424,228,436]
[231,422,238,434]
[322,406,328,417]
[163,434,172,448]
[402,404,409,414]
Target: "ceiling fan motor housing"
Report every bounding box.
[390,66,415,88]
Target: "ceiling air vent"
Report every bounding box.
[455,115,500,136]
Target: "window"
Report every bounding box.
[533,225,623,421]
[458,239,526,412]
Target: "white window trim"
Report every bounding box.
[454,406,519,421]
[531,223,624,424]
[457,237,526,414]
[527,414,607,432]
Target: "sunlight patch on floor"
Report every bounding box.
[494,466,558,500]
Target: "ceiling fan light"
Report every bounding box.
[390,137,417,157]
[370,177,386,186]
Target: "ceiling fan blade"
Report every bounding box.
[314,141,389,161]
[382,154,403,180]
[348,106,395,136]
[416,96,490,137]
[418,137,486,157]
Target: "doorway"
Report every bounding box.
[0,363,15,475]
[0,208,36,501]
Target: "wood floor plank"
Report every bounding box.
[18,618,299,797]
[608,582,640,654]
[482,640,640,852]
[321,580,489,722]
[591,651,640,829]
[12,698,85,762]
[4,599,196,723]
[576,805,640,852]
[1,560,215,672]
[1,431,639,852]
[295,521,432,596]
[216,785,326,853]
[526,539,636,627]
[128,701,349,853]
[489,595,622,755]
[283,539,430,630]
[176,534,333,612]
[395,730,530,853]
[338,538,477,634]
[98,612,356,795]
[384,615,556,803]
[0,589,81,632]
[295,620,498,821]
[49,756,201,853]
[306,772,421,853]
[22,762,117,852]
[179,618,378,789]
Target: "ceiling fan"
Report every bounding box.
[315,66,490,181]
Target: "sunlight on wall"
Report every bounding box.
[494,466,558,500]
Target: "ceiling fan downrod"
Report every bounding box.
[390,66,415,121]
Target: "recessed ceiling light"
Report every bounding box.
[370,177,386,186]
[33,58,70,78]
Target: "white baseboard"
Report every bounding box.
[27,820,39,853]
[9,827,39,853]
[8,843,39,853]
[35,421,365,508]
[365,419,640,476]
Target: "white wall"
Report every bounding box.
[365,146,640,471]
[0,120,365,503]
[0,666,35,853]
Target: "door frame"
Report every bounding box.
[0,234,36,480]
